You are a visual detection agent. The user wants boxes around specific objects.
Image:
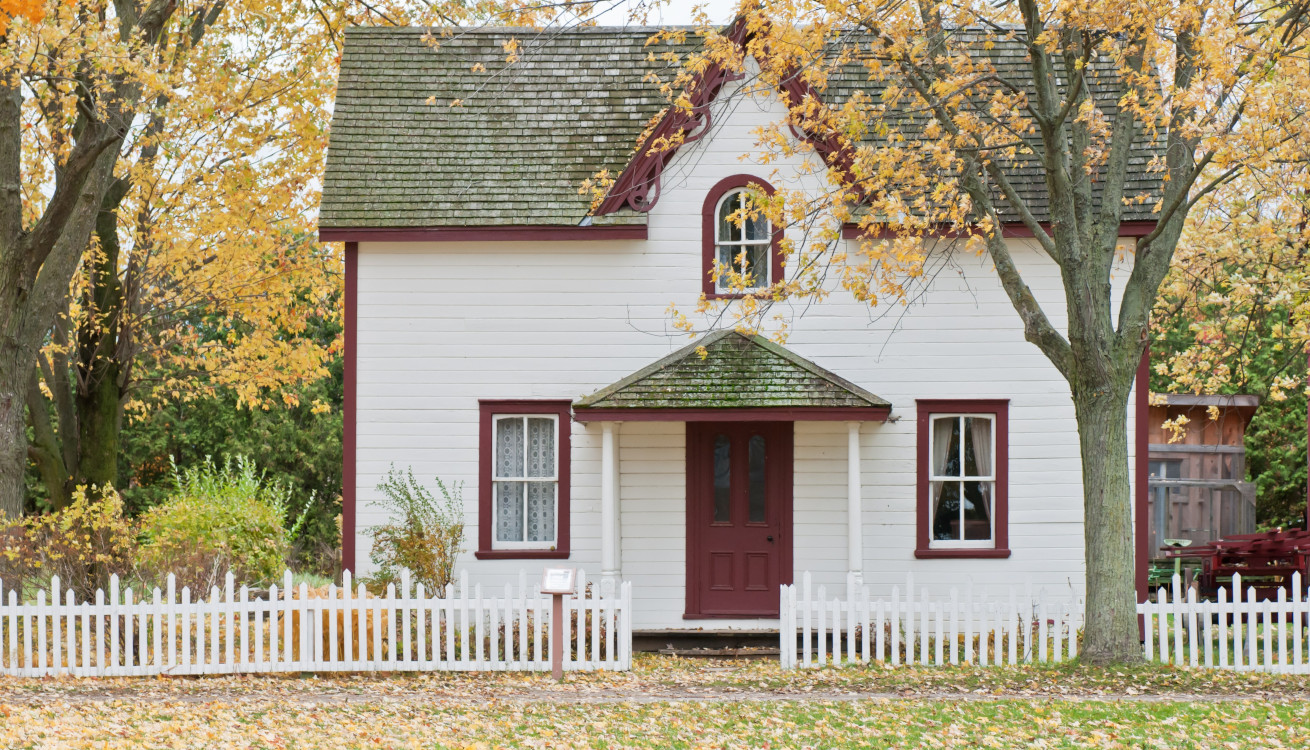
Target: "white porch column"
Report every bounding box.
[847,421,864,593]
[601,421,621,590]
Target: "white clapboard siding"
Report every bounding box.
[0,570,631,677]
[780,572,1083,669]
[1138,573,1310,674]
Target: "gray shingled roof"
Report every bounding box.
[321,26,696,228]
[573,330,891,410]
[321,26,1165,229]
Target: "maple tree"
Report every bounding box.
[7,0,602,515]
[657,0,1310,663]
[21,0,342,511]
[1152,172,1309,527]
[0,0,196,519]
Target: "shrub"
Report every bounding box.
[0,486,137,602]
[368,465,464,596]
[137,456,290,591]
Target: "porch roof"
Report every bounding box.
[573,330,891,422]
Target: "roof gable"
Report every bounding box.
[573,330,890,411]
[320,25,1166,232]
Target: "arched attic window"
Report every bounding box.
[701,175,784,298]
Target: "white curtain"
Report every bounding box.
[969,417,992,477]
[931,417,956,514]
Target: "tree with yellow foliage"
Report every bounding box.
[23,0,341,510]
[665,1,1310,663]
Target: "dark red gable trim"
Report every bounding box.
[319,225,646,243]
[593,18,751,215]
[842,220,1159,240]
[1135,350,1150,613]
[595,20,868,217]
[572,406,891,423]
[342,242,358,576]
[914,399,1011,559]
[475,400,573,560]
[701,175,785,299]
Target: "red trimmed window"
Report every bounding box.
[702,175,784,298]
[476,400,571,560]
[915,400,1010,559]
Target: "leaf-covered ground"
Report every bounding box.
[2,656,1307,747]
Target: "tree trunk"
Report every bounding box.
[0,364,25,518]
[73,185,128,495]
[1073,369,1141,664]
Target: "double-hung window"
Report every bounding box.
[477,401,571,559]
[916,400,1010,558]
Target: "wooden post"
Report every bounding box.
[846,422,863,594]
[539,567,577,682]
[551,593,564,681]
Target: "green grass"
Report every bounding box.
[0,695,1304,748]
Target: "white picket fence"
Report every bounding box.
[0,570,632,677]
[780,573,1084,669]
[1140,572,1310,673]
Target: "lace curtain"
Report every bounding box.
[494,416,557,544]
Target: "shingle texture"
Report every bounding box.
[321,27,695,228]
[321,26,1165,229]
[574,330,891,410]
[826,30,1166,225]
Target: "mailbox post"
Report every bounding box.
[540,567,577,680]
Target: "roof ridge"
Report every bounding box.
[345,25,702,34]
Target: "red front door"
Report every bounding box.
[686,422,793,618]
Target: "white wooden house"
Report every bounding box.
[319,24,1161,632]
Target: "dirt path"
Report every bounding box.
[1,684,1305,706]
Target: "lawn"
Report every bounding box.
[1,656,1307,748]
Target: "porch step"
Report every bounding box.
[656,646,780,659]
[633,629,778,654]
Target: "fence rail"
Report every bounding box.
[780,573,1083,669]
[0,570,631,677]
[1140,572,1310,673]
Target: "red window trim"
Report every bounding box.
[476,400,573,560]
[915,399,1011,559]
[702,175,784,300]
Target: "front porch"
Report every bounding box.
[572,330,892,629]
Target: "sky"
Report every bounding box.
[592,0,742,27]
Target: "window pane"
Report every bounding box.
[495,417,524,478]
[495,482,524,542]
[713,434,731,523]
[526,481,555,543]
[931,417,960,477]
[963,416,992,476]
[962,481,992,540]
[526,417,554,478]
[718,192,741,243]
[748,434,766,523]
[744,205,769,241]
[743,244,768,287]
[718,243,739,282]
[931,481,960,541]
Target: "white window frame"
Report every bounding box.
[714,188,771,293]
[491,413,559,550]
[928,413,997,549]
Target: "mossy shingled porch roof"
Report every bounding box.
[572,331,890,420]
